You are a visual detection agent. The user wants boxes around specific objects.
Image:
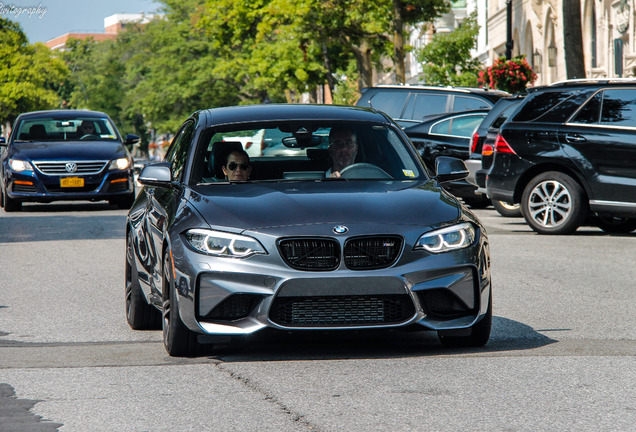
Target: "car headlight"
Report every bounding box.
[414,222,475,253]
[109,158,130,171]
[9,159,32,172]
[184,229,267,258]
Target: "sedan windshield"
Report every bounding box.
[192,121,425,183]
[14,117,119,142]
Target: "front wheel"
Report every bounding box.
[2,186,22,212]
[125,231,161,329]
[162,250,200,357]
[596,216,636,234]
[521,172,587,235]
[492,200,521,217]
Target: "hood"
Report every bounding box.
[11,141,127,161]
[187,180,460,231]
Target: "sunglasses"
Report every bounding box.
[330,139,356,149]
[227,162,250,171]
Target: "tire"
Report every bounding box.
[439,292,492,348]
[491,199,521,217]
[2,186,22,212]
[162,250,200,356]
[111,192,136,210]
[125,231,161,330]
[596,216,636,234]
[521,172,587,235]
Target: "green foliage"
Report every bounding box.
[415,11,481,86]
[0,18,69,127]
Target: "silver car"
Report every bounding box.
[126,104,492,356]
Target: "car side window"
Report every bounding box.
[368,91,409,118]
[406,93,448,120]
[600,89,636,127]
[430,114,484,138]
[165,120,195,182]
[452,96,491,111]
[571,92,602,124]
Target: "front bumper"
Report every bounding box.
[4,168,134,202]
[169,227,492,338]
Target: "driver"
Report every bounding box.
[78,120,97,137]
[327,127,358,178]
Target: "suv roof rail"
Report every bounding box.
[548,78,636,86]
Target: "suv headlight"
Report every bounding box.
[9,159,32,172]
[109,157,131,171]
[184,229,267,258]
[414,222,475,253]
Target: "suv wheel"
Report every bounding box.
[521,172,587,234]
[491,200,521,217]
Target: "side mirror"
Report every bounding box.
[434,156,469,183]
[0,137,6,146]
[138,162,173,188]
[125,134,141,146]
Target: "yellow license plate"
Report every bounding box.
[60,177,84,188]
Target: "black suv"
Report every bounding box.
[486,79,636,234]
[356,85,508,128]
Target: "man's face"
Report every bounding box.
[329,130,357,172]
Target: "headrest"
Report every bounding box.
[29,124,47,139]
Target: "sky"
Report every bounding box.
[3,0,161,43]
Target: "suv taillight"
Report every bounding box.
[494,134,516,155]
[470,131,479,154]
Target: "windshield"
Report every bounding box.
[14,116,119,142]
[191,121,426,183]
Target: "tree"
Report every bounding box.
[391,0,450,84]
[415,11,481,86]
[0,18,69,130]
[562,1,585,79]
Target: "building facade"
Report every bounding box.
[406,0,636,86]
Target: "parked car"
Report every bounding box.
[0,110,139,212]
[466,95,526,217]
[487,78,636,234]
[404,109,490,207]
[355,85,508,128]
[126,104,492,356]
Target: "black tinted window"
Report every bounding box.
[601,89,636,127]
[405,93,447,120]
[513,90,581,122]
[571,92,602,124]
[453,95,492,111]
[166,120,195,181]
[368,91,409,118]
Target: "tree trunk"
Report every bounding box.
[393,0,406,84]
[562,1,585,79]
[352,42,373,90]
[322,43,335,95]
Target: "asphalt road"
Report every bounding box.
[0,201,634,431]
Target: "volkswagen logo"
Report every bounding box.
[333,225,348,234]
[65,162,77,173]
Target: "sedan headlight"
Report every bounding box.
[184,229,267,258]
[9,158,32,172]
[109,157,131,171]
[414,222,475,254]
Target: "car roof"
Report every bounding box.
[528,78,636,93]
[197,104,393,126]
[16,109,112,120]
[360,85,510,97]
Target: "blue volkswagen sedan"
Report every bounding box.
[0,110,138,211]
[126,104,493,356]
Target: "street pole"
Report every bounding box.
[506,0,514,60]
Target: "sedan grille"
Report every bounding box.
[344,236,402,269]
[278,238,340,271]
[270,295,415,327]
[33,161,108,175]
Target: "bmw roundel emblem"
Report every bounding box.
[333,225,348,234]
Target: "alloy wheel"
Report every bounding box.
[527,180,572,228]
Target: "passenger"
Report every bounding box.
[327,127,358,178]
[222,149,252,182]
